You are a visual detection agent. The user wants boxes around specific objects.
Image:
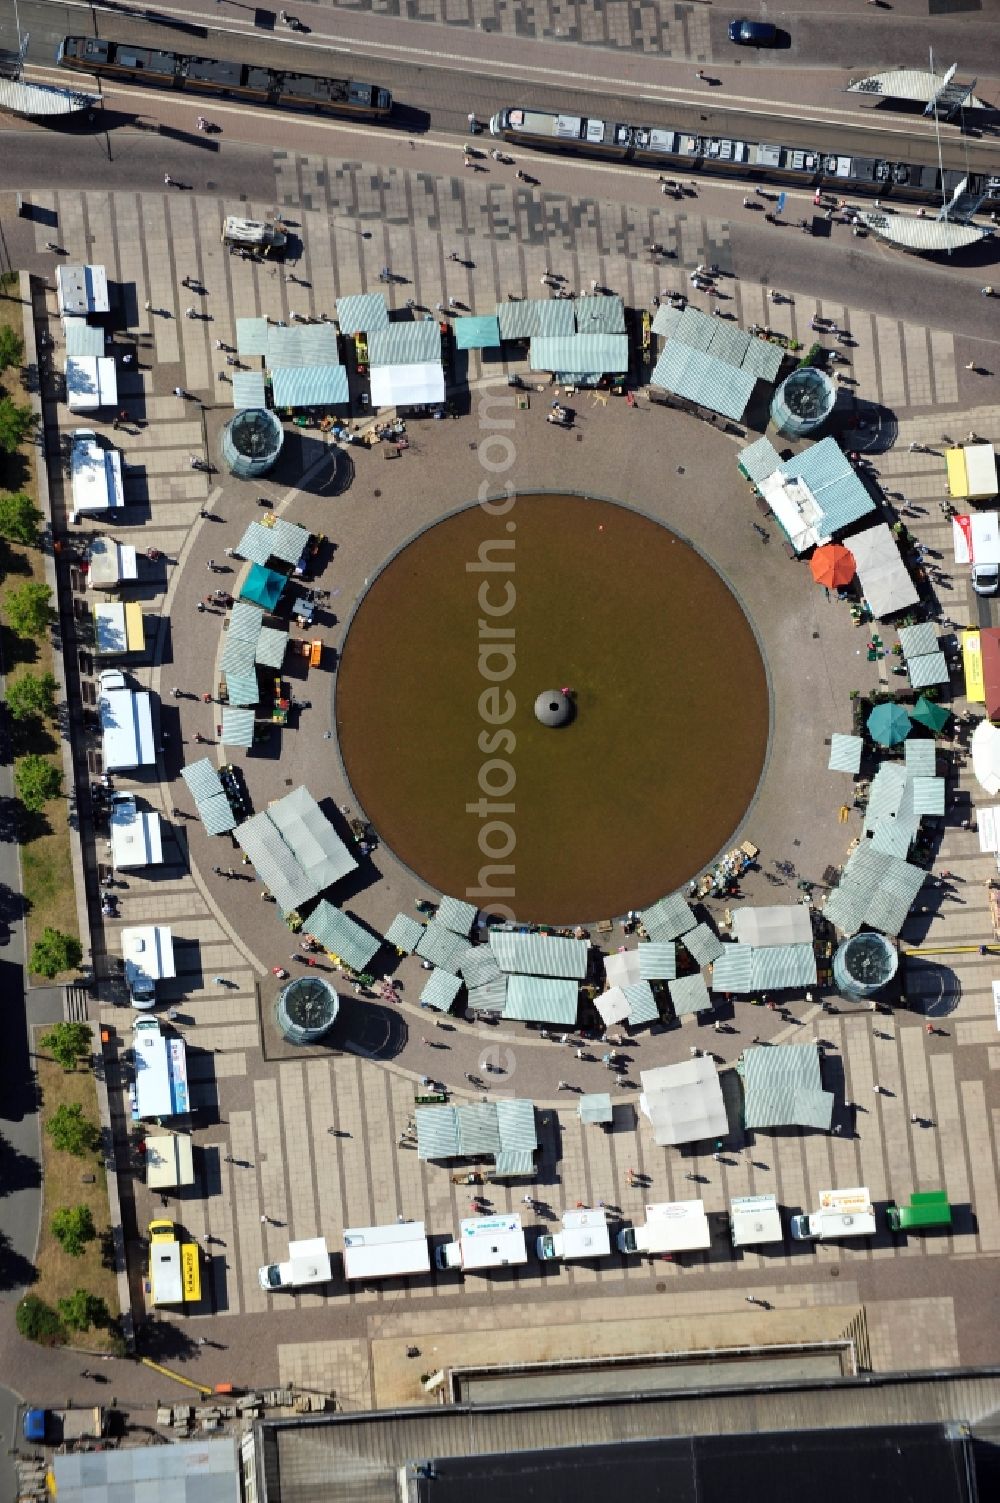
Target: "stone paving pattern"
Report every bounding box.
[26,154,1000,1396]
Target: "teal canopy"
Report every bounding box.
[909,696,951,734]
[240,564,286,612]
[867,701,911,746]
[454,315,501,351]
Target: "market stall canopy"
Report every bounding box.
[810,543,855,588]
[271,365,348,409]
[436,896,478,936]
[336,292,389,334]
[739,1042,833,1132]
[240,564,287,612]
[504,975,579,1025]
[180,758,237,835]
[235,785,357,912]
[731,903,813,948]
[578,1093,613,1125]
[489,930,589,978]
[640,893,696,942]
[867,701,911,746]
[420,969,464,1012]
[639,1057,728,1146]
[306,899,382,971]
[145,1130,195,1189]
[369,362,444,408]
[604,950,642,988]
[232,371,267,410]
[595,986,631,1026]
[828,733,863,774]
[454,315,501,350]
[909,696,951,733]
[823,839,926,936]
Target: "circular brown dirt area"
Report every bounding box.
[335,494,769,924]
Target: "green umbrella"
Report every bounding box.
[867,701,911,746]
[909,696,951,734]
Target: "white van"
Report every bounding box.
[537,1208,611,1261]
[436,1215,527,1272]
[342,1222,430,1280]
[258,1237,331,1290]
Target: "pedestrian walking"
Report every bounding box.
[212,974,225,985]
[557,1079,570,1090]
[910,1113,920,1124]
[873,1083,884,1094]
[164,173,173,186]
[207,559,216,571]
[196,1336,207,1347]
[465,1072,476,1083]
[80,1368,92,1378]
[171,686,181,697]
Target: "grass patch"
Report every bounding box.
[0,272,79,977]
[33,1036,119,1351]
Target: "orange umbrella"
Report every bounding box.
[810,543,855,589]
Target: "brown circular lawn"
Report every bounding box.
[335,494,770,925]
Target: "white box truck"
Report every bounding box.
[790,1186,875,1242]
[258,1236,332,1291]
[730,1193,784,1248]
[537,1208,611,1261]
[435,1214,527,1272]
[342,1221,431,1280]
[952,512,1000,594]
[617,1200,711,1256]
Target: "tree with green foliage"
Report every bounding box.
[46,1104,99,1160]
[51,1204,96,1258]
[0,491,42,547]
[40,1021,92,1072]
[57,1288,109,1333]
[15,755,62,814]
[0,325,23,373]
[31,928,82,980]
[4,580,54,636]
[7,671,57,722]
[0,394,35,454]
[15,1294,64,1346]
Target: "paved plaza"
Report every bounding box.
[19,152,1000,1399]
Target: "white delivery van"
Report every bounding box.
[258,1236,332,1291]
[342,1221,431,1280]
[952,512,1000,595]
[730,1193,784,1249]
[790,1186,875,1242]
[70,430,124,526]
[617,1200,712,1256]
[435,1215,527,1272]
[537,1208,611,1262]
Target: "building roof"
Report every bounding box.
[0,76,99,117]
[306,900,381,971]
[668,973,712,1016]
[497,298,576,340]
[828,733,863,774]
[489,930,589,978]
[258,1390,993,1503]
[575,294,626,334]
[454,315,502,350]
[651,343,757,422]
[740,1042,834,1131]
[369,362,445,408]
[236,316,270,356]
[271,365,349,408]
[504,975,579,1024]
[640,893,696,942]
[385,913,424,953]
[639,1056,728,1146]
[53,1438,240,1503]
[415,1099,536,1162]
[266,324,341,367]
[221,705,255,747]
[232,370,268,410]
[235,786,356,912]
[369,320,442,367]
[336,292,389,334]
[848,523,919,619]
[236,517,310,567]
[731,904,813,948]
[529,333,629,375]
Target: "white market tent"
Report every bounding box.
[639,1057,728,1147]
[731,904,813,948]
[972,720,1000,795]
[145,1130,195,1188]
[110,795,163,868]
[603,950,642,988]
[70,437,124,523]
[88,536,137,589]
[99,679,155,770]
[65,355,117,412]
[595,986,631,1026]
[369,362,444,409]
[849,523,919,619]
[759,471,826,553]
